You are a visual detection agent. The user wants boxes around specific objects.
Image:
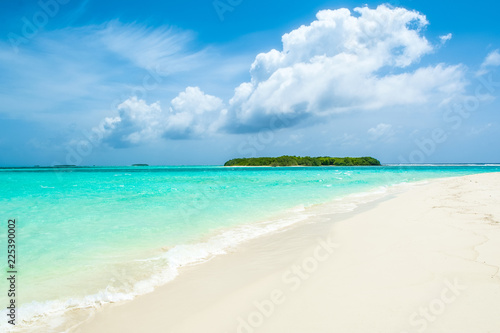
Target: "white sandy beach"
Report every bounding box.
[73,173,500,333]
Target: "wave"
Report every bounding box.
[0,209,314,332]
[0,181,413,332]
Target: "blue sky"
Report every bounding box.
[1,0,500,166]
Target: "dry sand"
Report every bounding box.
[73,173,500,333]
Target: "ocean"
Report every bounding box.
[1,165,499,332]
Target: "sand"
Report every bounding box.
[73,173,500,333]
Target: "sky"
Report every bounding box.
[1,0,500,166]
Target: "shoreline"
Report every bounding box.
[72,172,500,333]
[7,169,411,333]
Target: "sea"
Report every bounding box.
[1,165,499,332]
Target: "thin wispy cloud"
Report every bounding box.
[99,21,207,75]
[0,21,210,124]
[368,123,396,142]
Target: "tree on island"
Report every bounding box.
[224,156,381,167]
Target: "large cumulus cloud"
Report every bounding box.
[101,5,470,145]
[224,5,465,132]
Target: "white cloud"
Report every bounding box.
[103,87,224,146]
[166,87,225,139]
[170,87,224,115]
[99,21,205,75]
[439,33,452,44]
[368,123,395,141]
[482,50,500,67]
[102,97,165,146]
[0,21,211,124]
[224,5,466,132]
[477,49,500,76]
[89,5,471,145]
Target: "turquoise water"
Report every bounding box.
[1,165,499,330]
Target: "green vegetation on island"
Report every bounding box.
[224,156,381,167]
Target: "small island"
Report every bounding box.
[224,156,381,167]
